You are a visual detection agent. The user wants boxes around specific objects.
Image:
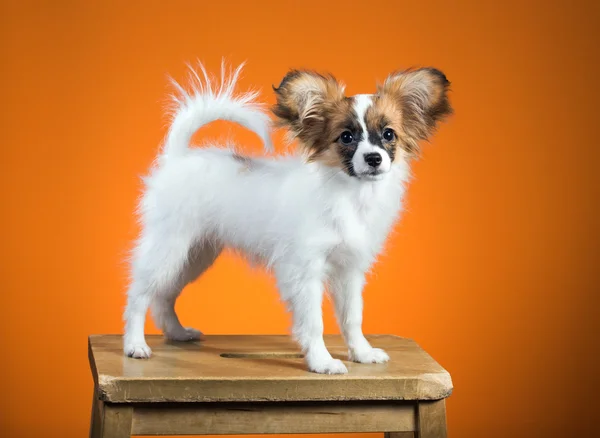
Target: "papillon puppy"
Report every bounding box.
[123,63,452,374]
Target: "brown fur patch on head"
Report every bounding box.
[272,70,347,159]
[365,94,404,160]
[378,68,452,156]
[307,97,361,168]
[309,103,360,171]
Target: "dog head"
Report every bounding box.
[273,68,452,180]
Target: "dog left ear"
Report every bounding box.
[272,70,345,141]
[380,68,452,145]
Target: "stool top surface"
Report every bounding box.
[89,334,452,403]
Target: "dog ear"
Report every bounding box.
[380,68,452,148]
[272,70,345,140]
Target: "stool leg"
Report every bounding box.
[101,403,133,438]
[90,389,103,438]
[416,400,447,438]
[90,388,104,438]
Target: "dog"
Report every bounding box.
[123,63,452,374]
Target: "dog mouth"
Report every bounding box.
[357,170,385,181]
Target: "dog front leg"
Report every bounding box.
[330,268,390,364]
[277,267,348,374]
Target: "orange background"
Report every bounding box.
[1,1,599,437]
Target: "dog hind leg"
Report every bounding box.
[150,241,222,342]
[123,231,198,358]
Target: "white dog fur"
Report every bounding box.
[123,62,451,374]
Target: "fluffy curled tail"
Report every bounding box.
[162,62,272,158]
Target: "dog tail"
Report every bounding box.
[162,61,272,158]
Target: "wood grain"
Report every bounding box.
[89,334,452,403]
[131,401,416,435]
[101,404,132,438]
[417,400,447,438]
[89,393,102,438]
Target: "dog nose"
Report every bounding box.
[364,152,382,167]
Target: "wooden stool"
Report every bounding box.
[88,335,452,438]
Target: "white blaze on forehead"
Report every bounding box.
[352,94,373,134]
[351,94,392,178]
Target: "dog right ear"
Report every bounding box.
[272,70,345,140]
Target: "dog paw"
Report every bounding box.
[124,342,152,359]
[308,358,348,374]
[165,327,204,342]
[350,347,390,364]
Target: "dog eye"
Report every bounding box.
[382,128,395,141]
[339,131,354,145]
